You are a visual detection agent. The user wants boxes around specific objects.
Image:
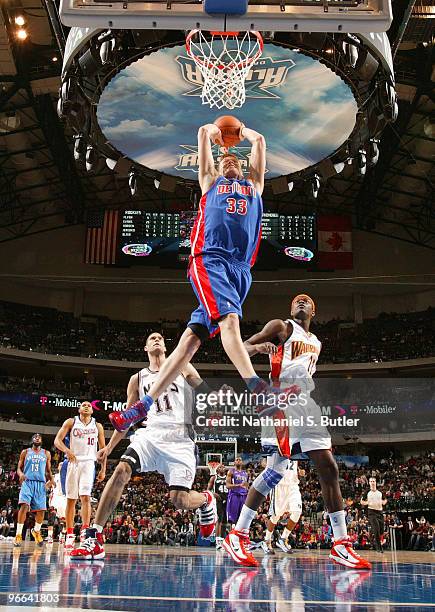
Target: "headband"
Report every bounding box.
[291,294,316,315]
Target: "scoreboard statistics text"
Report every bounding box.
[120,210,316,268]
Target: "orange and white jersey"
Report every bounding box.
[270,319,321,382]
[69,416,98,461]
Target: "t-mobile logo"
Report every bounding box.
[40,396,48,407]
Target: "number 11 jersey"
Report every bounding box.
[138,368,193,432]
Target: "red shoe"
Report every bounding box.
[223,529,259,567]
[70,529,105,560]
[198,491,217,539]
[330,538,371,569]
[108,399,149,432]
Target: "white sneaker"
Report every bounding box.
[276,538,293,553]
[216,537,223,551]
[64,533,76,552]
[261,540,275,555]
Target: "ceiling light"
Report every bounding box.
[14,15,25,26]
[16,29,28,41]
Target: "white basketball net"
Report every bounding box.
[186,30,263,110]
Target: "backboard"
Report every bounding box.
[59,0,393,33]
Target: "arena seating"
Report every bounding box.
[0,436,433,550]
[0,301,434,364]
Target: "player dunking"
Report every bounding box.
[108,122,275,434]
[14,434,54,547]
[223,294,371,570]
[226,457,249,527]
[54,402,106,551]
[208,464,229,550]
[70,332,218,560]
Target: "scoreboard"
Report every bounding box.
[119,210,316,268]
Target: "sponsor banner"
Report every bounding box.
[184,377,435,442]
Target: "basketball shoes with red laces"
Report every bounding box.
[329,538,372,569]
[70,529,105,560]
[198,491,217,539]
[223,528,259,567]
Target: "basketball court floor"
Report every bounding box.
[0,543,433,611]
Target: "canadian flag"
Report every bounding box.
[317,215,353,270]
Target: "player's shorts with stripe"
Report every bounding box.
[19,480,47,511]
[269,485,302,523]
[188,254,252,337]
[262,396,331,459]
[65,460,96,499]
[122,426,196,490]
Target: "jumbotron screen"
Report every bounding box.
[119,210,316,269]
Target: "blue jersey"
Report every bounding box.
[23,448,47,482]
[190,177,263,266]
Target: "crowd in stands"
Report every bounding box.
[1,301,434,364]
[0,433,433,550]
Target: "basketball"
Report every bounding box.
[214,115,243,147]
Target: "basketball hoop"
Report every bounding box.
[186,30,263,110]
[207,461,220,476]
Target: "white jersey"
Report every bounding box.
[49,472,65,506]
[280,460,299,488]
[138,367,193,433]
[270,319,321,382]
[69,416,98,461]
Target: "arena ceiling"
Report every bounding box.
[0,0,433,248]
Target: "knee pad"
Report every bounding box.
[266,452,290,476]
[289,510,301,524]
[253,468,283,497]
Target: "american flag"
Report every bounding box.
[85,209,119,265]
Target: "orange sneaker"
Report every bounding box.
[223,529,259,567]
[330,538,372,569]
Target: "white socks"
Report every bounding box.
[16,523,23,536]
[235,506,257,532]
[33,523,42,533]
[92,523,104,533]
[329,510,347,540]
[282,528,291,540]
[264,530,273,542]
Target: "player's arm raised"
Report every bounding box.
[240,125,266,195]
[198,123,222,195]
[17,449,27,484]
[244,319,288,356]
[54,418,76,462]
[207,474,216,491]
[182,362,204,388]
[98,373,139,462]
[96,423,107,481]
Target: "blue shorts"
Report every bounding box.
[19,480,47,511]
[188,254,252,337]
[60,460,68,496]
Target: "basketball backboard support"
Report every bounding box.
[59,0,393,33]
